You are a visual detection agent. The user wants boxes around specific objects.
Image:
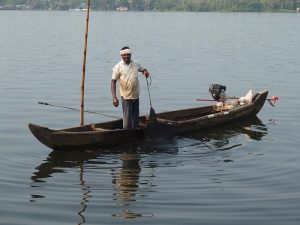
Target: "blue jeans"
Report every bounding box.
[121,97,139,129]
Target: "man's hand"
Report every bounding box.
[111,80,119,107]
[143,69,150,78]
[113,97,119,107]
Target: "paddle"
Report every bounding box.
[144,77,175,139]
[146,76,157,125]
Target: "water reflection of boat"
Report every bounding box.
[31,150,97,182]
[30,148,162,221]
[181,116,268,150]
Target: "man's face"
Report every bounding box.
[121,53,131,65]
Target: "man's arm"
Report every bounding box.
[138,63,150,78]
[111,79,119,107]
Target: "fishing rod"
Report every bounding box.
[38,102,120,119]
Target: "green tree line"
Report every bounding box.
[1,0,299,11]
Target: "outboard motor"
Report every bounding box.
[209,84,226,101]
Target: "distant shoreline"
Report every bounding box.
[1,0,300,13]
[0,8,299,13]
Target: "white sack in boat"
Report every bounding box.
[239,89,253,105]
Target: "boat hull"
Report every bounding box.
[28,90,268,150]
[28,121,144,151]
[156,90,268,134]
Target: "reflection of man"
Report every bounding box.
[112,153,143,218]
[112,154,141,202]
[111,46,150,129]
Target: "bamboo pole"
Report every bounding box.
[80,0,91,126]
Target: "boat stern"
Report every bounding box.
[252,90,268,115]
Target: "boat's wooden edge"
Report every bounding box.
[176,90,268,125]
[252,89,268,115]
[91,124,108,132]
[28,123,54,149]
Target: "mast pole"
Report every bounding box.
[80,0,91,126]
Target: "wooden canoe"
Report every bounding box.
[28,90,268,150]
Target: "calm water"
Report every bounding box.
[1,11,300,225]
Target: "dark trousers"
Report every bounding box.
[121,97,139,129]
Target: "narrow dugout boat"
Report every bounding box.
[28,90,268,151]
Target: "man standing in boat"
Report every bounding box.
[111,46,150,129]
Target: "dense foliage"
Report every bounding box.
[1,0,299,12]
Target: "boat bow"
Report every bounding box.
[28,123,54,149]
